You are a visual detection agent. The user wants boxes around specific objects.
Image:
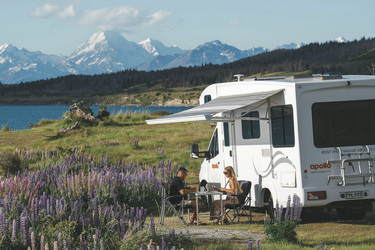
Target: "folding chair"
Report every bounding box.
[225,181,252,223]
[160,183,191,226]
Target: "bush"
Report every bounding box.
[97,106,110,120]
[264,195,303,244]
[0,152,25,176]
[1,125,9,132]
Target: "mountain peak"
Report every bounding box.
[335,37,348,43]
[138,38,185,56]
[139,38,152,44]
[0,43,16,54]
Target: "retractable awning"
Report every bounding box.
[146,89,283,125]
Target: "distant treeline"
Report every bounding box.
[1,37,375,98]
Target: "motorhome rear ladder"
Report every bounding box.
[327,145,374,186]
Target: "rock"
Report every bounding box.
[69,101,101,123]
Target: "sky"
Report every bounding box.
[1,0,375,56]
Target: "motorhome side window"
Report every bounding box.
[241,112,260,139]
[271,105,295,147]
[224,122,230,146]
[208,129,219,158]
[204,95,212,103]
[312,99,375,147]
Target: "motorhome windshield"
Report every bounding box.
[312,99,375,148]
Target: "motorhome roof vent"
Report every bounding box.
[285,74,343,81]
[285,75,313,80]
[234,74,244,82]
[313,73,342,80]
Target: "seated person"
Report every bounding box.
[169,167,206,225]
[210,166,242,224]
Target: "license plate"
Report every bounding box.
[344,191,363,199]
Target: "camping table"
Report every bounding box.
[192,191,223,225]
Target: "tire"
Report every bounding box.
[266,193,275,220]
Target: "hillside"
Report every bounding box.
[0,37,375,105]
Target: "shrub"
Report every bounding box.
[97,106,110,120]
[0,152,25,176]
[1,125,9,132]
[264,194,303,243]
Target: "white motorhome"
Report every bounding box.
[147,74,375,220]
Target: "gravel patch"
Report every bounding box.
[157,225,265,244]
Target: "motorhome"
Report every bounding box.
[146,74,375,220]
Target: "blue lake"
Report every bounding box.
[0,105,191,130]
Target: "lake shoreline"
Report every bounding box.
[0,105,192,130]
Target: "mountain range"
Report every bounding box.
[0,30,343,84]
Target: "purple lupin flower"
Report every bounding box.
[58,232,62,247]
[100,239,104,250]
[170,228,175,241]
[94,197,99,224]
[275,202,279,219]
[40,235,45,250]
[95,229,99,243]
[4,219,9,237]
[248,240,252,249]
[256,240,260,250]
[0,212,4,238]
[21,215,27,246]
[11,219,16,242]
[149,215,156,235]
[285,196,291,221]
[278,205,283,224]
[161,236,166,250]
[31,231,35,250]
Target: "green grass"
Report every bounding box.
[160,208,375,249]
[0,110,213,182]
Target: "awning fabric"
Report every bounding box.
[146,89,283,125]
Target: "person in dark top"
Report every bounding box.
[169,167,206,225]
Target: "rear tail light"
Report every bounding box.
[307,191,327,200]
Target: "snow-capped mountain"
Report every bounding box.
[138,40,268,71]
[274,42,305,50]
[162,40,267,69]
[64,30,154,75]
[138,38,185,56]
[0,30,342,84]
[0,44,69,84]
[335,37,348,43]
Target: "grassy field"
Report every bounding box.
[0,110,213,182]
[2,110,375,249]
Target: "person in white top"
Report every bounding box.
[210,166,242,224]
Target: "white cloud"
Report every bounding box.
[31,3,172,33]
[58,5,76,18]
[80,6,143,28]
[30,3,76,19]
[30,4,60,18]
[229,19,239,27]
[145,10,172,27]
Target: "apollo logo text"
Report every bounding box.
[310,163,331,170]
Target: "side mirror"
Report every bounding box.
[190,144,199,159]
[190,144,209,159]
